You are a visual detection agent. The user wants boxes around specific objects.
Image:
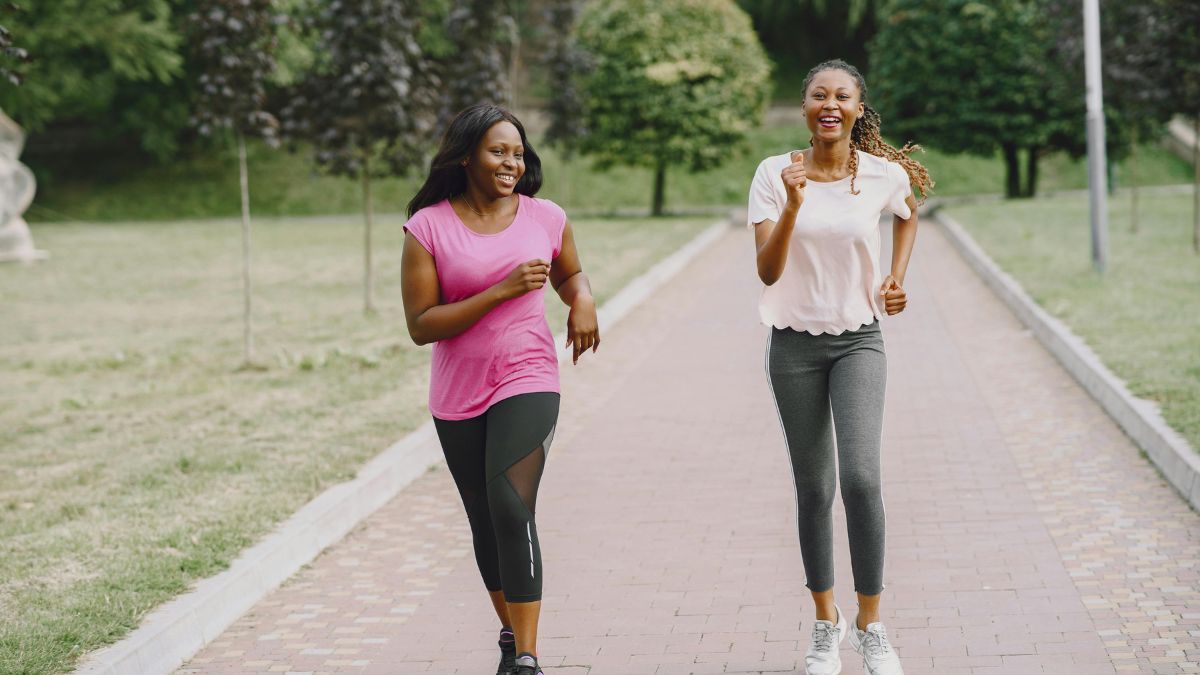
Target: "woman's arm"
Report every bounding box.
[754,152,806,285]
[549,221,600,364]
[754,206,799,286]
[880,193,920,315]
[401,233,549,345]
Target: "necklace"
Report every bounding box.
[460,194,484,216]
[461,193,504,218]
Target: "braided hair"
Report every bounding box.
[802,59,934,202]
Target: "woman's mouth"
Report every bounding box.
[497,173,517,186]
[818,116,841,129]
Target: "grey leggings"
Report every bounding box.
[766,321,887,595]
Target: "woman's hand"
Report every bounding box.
[494,259,550,301]
[881,275,907,315]
[781,150,807,210]
[565,295,600,365]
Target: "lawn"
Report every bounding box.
[28,126,1192,223]
[945,191,1200,454]
[0,212,719,674]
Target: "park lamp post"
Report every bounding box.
[1084,0,1109,273]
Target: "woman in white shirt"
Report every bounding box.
[748,59,934,675]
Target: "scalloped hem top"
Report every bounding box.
[746,150,912,336]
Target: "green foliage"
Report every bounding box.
[0,3,30,86]
[871,0,1045,156]
[870,0,1179,197]
[438,0,513,129]
[0,0,182,135]
[735,0,880,101]
[1159,0,1200,114]
[188,0,283,142]
[575,0,770,211]
[281,0,439,178]
[540,0,589,158]
[1037,0,1174,162]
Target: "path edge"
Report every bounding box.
[74,214,737,675]
[933,210,1200,513]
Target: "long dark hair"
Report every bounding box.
[802,59,934,202]
[407,104,543,217]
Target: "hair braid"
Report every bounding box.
[803,60,934,202]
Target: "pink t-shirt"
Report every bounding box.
[403,195,566,420]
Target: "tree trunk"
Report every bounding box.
[1003,143,1020,198]
[1024,146,1039,198]
[237,133,255,365]
[363,154,376,315]
[1193,115,1199,254]
[1130,127,1139,234]
[509,14,520,108]
[652,161,666,216]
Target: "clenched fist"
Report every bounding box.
[495,259,550,300]
[781,150,807,208]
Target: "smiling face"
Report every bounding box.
[464,121,525,199]
[804,68,865,145]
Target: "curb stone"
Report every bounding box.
[73,214,738,675]
[933,209,1200,513]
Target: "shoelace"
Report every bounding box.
[811,623,837,652]
[864,626,893,658]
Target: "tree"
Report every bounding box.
[189,0,282,367]
[283,0,439,315]
[0,0,183,154]
[870,0,1061,198]
[1159,0,1200,252]
[438,0,513,131]
[540,0,588,158]
[0,2,29,87]
[576,0,770,215]
[737,0,880,98]
[1039,0,1173,229]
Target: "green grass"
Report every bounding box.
[29,127,1192,224]
[946,191,1200,454]
[0,212,718,674]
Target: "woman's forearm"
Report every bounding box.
[409,286,507,345]
[756,203,799,285]
[555,271,594,307]
[890,213,919,284]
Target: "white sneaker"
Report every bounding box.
[850,620,904,675]
[804,604,846,675]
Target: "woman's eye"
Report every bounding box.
[515,154,523,160]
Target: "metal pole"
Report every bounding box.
[1083,0,1109,273]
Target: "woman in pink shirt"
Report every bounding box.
[748,60,934,675]
[402,104,599,675]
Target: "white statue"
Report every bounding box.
[0,109,47,263]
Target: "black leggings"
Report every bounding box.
[433,392,559,603]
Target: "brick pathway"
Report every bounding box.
[179,222,1200,675]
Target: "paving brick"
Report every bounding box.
[178,224,1198,673]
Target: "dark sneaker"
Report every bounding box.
[513,652,543,675]
[496,628,516,675]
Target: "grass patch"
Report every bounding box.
[946,190,1200,453]
[0,212,718,674]
[28,128,1191,224]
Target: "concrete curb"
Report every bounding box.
[933,210,1200,513]
[74,214,737,675]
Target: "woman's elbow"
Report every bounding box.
[406,321,432,346]
[757,264,780,286]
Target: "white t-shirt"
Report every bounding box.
[747,150,913,335]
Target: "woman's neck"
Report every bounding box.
[809,138,854,175]
[461,186,515,217]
